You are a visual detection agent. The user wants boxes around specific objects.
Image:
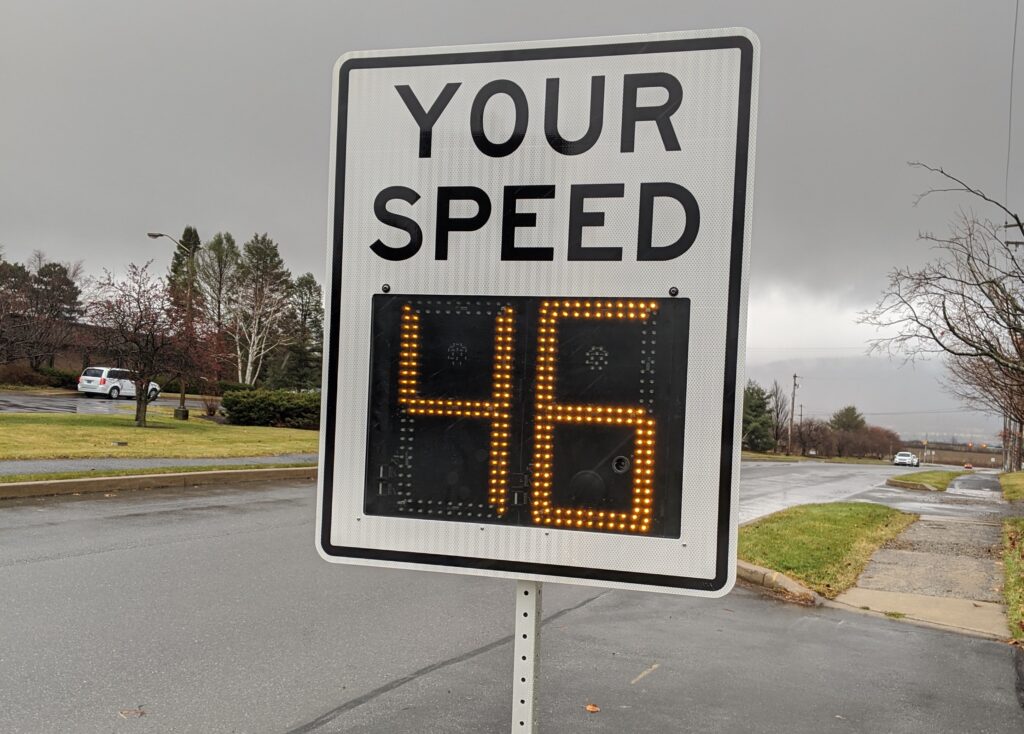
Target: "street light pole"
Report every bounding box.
[148,231,197,420]
[787,373,799,456]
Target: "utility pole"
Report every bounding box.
[787,373,799,456]
[797,403,803,456]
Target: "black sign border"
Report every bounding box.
[321,35,754,592]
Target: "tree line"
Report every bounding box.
[743,380,900,458]
[0,228,324,426]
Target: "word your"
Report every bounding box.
[367,75,701,263]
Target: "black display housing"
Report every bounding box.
[364,294,689,538]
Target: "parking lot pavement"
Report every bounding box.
[0,391,206,415]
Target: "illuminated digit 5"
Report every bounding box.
[397,303,515,514]
[531,299,657,534]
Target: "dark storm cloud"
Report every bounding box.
[1,0,1018,298]
[1,0,1020,437]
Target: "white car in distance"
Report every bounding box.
[78,367,160,401]
[893,451,920,467]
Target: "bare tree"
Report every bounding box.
[797,418,836,458]
[88,263,178,427]
[766,380,790,453]
[861,164,1024,467]
[862,164,1024,375]
[942,354,1024,468]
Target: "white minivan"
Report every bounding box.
[78,367,160,400]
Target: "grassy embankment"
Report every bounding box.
[0,410,319,460]
[0,462,316,484]
[1000,474,1024,640]
[889,469,967,491]
[1004,519,1024,641]
[998,472,1024,501]
[739,503,917,598]
[740,451,806,462]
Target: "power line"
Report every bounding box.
[746,346,865,351]
[802,408,984,417]
[1007,0,1020,206]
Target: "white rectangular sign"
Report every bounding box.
[317,28,759,595]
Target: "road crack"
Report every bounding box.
[283,590,609,733]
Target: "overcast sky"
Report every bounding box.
[2,0,1020,439]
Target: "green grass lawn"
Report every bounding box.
[823,456,890,465]
[0,410,320,460]
[0,462,317,484]
[890,469,967,491]
[739,503,917,598]
[998,472,1024,501]
[1004,519,1024,641]
[740,451,806,462]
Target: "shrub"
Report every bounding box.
[36,367,79,389]
[160,379,254,395]
[221,389,320,429]
[0,364,51,387]
[200,394,221,417]
[218,380,254,394]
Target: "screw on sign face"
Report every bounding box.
[319,29,759,596]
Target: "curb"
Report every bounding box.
[0,466,318,500]
[822,598,1010,642]
[885,478,940,492]
[736,560,824,605]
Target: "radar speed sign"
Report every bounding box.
[317,29,759,595]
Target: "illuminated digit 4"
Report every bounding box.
[397,303,515,514]
[531,299,657,534]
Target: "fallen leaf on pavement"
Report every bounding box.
[585,703,600,713]
[118,706,146,719]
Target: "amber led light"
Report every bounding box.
[530,299,657,534]
[398,303,515,514]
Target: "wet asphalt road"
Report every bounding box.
[738,459,935,523]
[0,474,1021,733]
[0,391,205,415]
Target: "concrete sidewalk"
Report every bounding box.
[836,473,1011,638]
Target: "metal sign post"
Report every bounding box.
[511,581,542,733]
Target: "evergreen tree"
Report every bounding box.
[829,405,866,432]
[266,272,323,390]
[742,380,775,453]
[167,225,202,309]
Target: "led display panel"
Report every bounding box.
[364,295,689,537]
